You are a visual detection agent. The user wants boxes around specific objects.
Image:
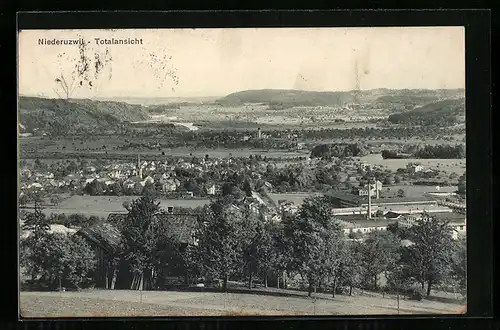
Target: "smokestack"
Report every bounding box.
[257,127,262,139]
[367,182,372,219]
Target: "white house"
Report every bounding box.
[162,180,177,192]
[206,184,216,195]
[407,163,424,173]
[143,176,155,185]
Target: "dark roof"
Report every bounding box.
[107,213,128,228]
[335,215,399,228]
[76,223,123,254]
[326,191,365,204]
[326,191,437,205]
[157,213,198,244]
[431,212,466,224]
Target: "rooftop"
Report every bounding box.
[327,191,437,205]
[76,223,123,254]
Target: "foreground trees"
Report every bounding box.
[400,214,455,296]
[20,195,464,300]
[20,204,96,289]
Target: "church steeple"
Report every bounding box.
[137,154,142,179]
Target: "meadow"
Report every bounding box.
[20,288,465,317]
[358,155,466,175]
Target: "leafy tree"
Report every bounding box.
[50,195,61,207]
[242,178,254,197]
[240,213,276,288]
[19,194,28,207]
[109,182,123,196]
[457,174,466,195]
[284,196,343,296]
[397,189,406,198]
[191,199,244,290]
[84,180,106,196]
[120,195,166,290]
[360,230,401,290]
[336,240,364,296]
[403,214,455,296]
[142,182,157,198]
[21,203,50,234]
[21,233,96,289]
[451,235,467,295]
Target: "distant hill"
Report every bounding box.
[216,88,465,108]
[18,97,151,134]
[217,89,355,107]
[94,96,222,106]
[387,98,465,126]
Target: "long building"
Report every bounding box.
[326,191,438,208]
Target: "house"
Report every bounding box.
[143,176,155,185]
[86,166,97,173]
[28,182,43,189]
[206,184,216,195]
[182,191,194,198]
[356,180,383,197]
[407,163,424,173]
[76,223,124,289]
[162,180,177,192]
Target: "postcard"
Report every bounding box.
[18,26,466,317]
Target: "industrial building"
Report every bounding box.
[326,190,438,208]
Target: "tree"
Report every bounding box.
[397,189,406,198]
[239,213,276,288]
[242,178,253,197]
[20,232,96,289]
[336,240,363,296]
[284,196,343,296]
[120,195,166,290]
[403,214,455,296]
[109,182,123,196]
[84,180,105,196]
[142,182,157,198]
[451,235,467,295]
[457,175,466,195]
[19,194,28,207]
[360,230,401,290]
[50,195,61,208]
[191,199,244,290]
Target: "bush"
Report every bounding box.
[409,288,424,301]
[20,233,96,290]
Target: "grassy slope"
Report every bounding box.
[18,97,151,132]
[387,98,465,125]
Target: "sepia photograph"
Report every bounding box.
[18,26,467,317]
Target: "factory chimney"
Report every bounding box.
[367,182,372,220]
[257,127,262,139]
[137,154,142,179]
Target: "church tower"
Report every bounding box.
[137,155,142,179]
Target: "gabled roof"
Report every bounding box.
[76,222,123,254]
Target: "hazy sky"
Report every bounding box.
[18,27,465,99]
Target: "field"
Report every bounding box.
[381,185,458,198]
[358,155,466,175]
[35,195,211,217]
[20,289,465,318]
[31,194,327,217]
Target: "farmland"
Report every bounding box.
[20,289,465,317]
[358,155,466,175]
[28,194,323,217]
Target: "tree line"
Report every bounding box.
[20,193,466,300]
[382,144,465,159]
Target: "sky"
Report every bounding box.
[18,27,465,99]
